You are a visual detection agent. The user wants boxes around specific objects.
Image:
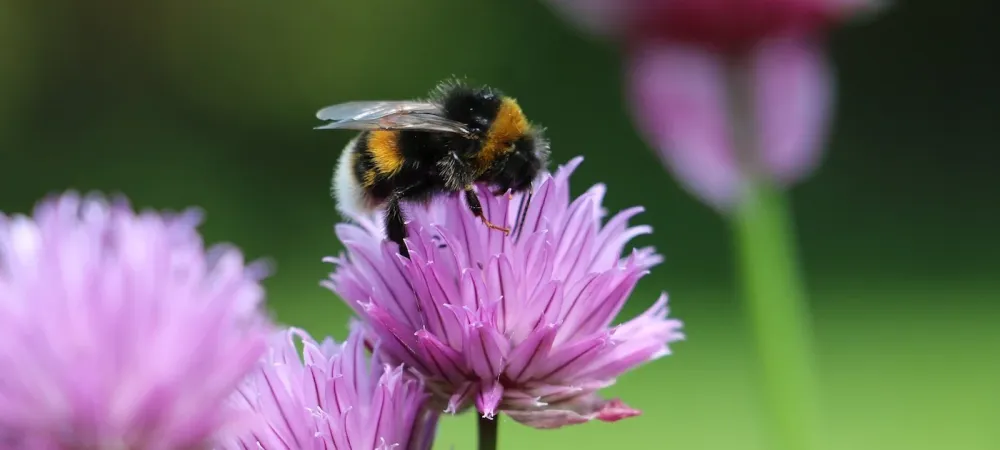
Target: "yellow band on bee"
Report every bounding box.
[362,169,378,188]
[368,131,405,176]
[478,98,529,171]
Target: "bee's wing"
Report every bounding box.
[314,101,472,136]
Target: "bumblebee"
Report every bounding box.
[316,80,550,257]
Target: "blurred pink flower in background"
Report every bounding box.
[220,325,438,450]
[325,158,684,429]
[544,0,878,208]
[0,193,272,449]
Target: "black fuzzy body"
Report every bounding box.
[342,81,549,257]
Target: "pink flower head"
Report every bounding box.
[544,0,880,209]
[324,157,684,429]
[0,192,272,449]
[220,325,438,450]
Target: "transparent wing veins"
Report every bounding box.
[314,100,472,136]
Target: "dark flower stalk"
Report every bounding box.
[478,415,498,450]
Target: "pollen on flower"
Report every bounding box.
[324,157,684,429]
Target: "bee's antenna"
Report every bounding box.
[512,184,533,241]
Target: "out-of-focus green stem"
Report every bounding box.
[732,179,821,450]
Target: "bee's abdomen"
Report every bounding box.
[367,131,406,178]
[333,134,376,219]
[355,130,470,206]
[348,132,390,203]
[350,133,373,186]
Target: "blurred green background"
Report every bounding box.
[1,0,997,448]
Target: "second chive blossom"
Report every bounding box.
[219,324,439,450]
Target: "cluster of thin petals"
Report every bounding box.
[0,156,685,448]
[325,157,684,429]
[0,192,271,449]
[219,325,438,450]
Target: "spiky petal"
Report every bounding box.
[325,157,684,429]
[219,324,438,450]
[0,192,272,449]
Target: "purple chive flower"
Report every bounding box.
[0,192,272,449]
[324,157,684,429]
[220,325,438,450]
[543,0,879,208]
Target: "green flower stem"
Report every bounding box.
[732,179,822,450]
[478,415,498,450]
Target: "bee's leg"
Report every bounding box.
[512,185,533,240]
[385,195,410,258]
[464,187,510,235]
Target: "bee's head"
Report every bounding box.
[488,127,550,194]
